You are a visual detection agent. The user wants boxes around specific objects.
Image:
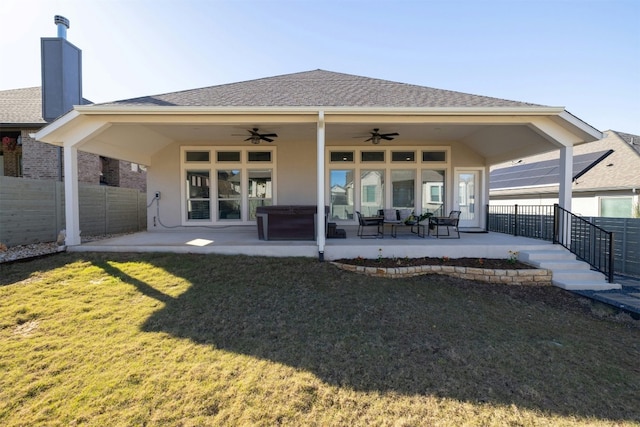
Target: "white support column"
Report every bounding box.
[316,111,326,259]
[63,144,81,245]
[558,145,573,211]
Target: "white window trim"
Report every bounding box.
[326,146,451,223]
[180,146,277,225]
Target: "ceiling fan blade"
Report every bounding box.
[260,133,278,138]
[262,137,275,143]
[364,137,373,142]
[381,132,399,137]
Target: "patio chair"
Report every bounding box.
[356,211,383,238]
[429,210,461,238]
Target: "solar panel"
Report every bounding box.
[490,150,613,190]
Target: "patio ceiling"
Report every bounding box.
[34,106,600,167]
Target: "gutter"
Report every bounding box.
[72,105,568,116]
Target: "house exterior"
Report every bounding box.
[0,86,146,190]
[34,70,601,253]
[490,130,640,218]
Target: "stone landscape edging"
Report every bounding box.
[331,262,553,285]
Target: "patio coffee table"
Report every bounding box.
[390,221,426,238]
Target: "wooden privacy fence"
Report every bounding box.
[0,176,146,247]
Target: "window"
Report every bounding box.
[391,170,415,208]
[422,151,446,162]
[361,151,385,162]
[186,151,210,162]
[330,169,354,220]
[422,170,445,215]
[330,151,354,162]
[248,169,272,219]
[217,151,240,162]
[600,197,632,218]
[360,170,384,216]
[186,171,210,220]
[181,147,275,224]
[326,146,450,222]
[392,151,415,162]
[248,151,271,162]
[430,186,441,202]
[217,169,241,220]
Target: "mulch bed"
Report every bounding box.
[334,257,535,269]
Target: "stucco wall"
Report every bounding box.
[274,141,316,205]
[146,140,492,229]
[147,143,182,229]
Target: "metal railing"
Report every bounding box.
[554,205,614,283]
[486,204,555,240]
[487,204,615,282]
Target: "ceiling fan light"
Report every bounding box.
[250,136,261,144]
[371,135,381,144]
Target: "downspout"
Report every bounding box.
[317,110,326,261]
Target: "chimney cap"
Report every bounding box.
[54,15,69,29]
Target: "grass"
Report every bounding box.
[1,252,639,426]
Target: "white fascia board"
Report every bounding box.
[34,114,112,148]
[557,110,602,141]
[33,109,81,144]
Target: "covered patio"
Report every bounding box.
[73,227,553,261]
[34,70,602,260]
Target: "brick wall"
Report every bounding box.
[119,161,147,192]
[21,129,60,180]
[5,127,146,189]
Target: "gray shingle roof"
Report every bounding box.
[102,69,545,108]
[613,130,640,156]
[0,87,47,125]
[0,86,92,126]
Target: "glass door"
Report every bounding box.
[456,170,481,228]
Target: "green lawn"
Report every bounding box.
[1,252,639,426]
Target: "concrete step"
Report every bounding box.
[518,249,576,264]
[532,260,591,271]
[552,269,606,282]
[519,247,621,291]
[552,279,621,291]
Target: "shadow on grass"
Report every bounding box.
[11,253,635,422]
[111,254,640,423]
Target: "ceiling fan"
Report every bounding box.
[236,128,278,144]
[359,128,399,144]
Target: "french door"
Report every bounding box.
[455,169,482,228]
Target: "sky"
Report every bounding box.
[1,0,639,135]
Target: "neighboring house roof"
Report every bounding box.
[102,69,545,108]
[616,131,640,156]
[0,87,47,127]
[491,130,640,195]
[0,86,92,127]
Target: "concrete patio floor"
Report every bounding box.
[73,226,554,261]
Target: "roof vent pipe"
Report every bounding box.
[54,15,69,39]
